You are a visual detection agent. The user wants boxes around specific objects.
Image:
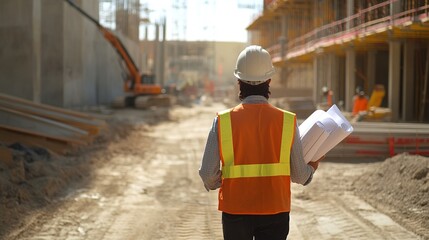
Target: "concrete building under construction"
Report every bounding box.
[247,0,429,123]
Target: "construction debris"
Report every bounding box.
[0,96,130,237]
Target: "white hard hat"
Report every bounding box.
[234,45,275,85]
[322,86,328,93]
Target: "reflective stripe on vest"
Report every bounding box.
[218,109,295,178]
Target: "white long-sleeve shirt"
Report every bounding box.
[199,95,314,191]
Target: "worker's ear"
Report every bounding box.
[267,79,271,84]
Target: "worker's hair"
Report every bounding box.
[238,80,271,100]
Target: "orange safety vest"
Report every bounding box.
[352,96,369,116]
[217,103,296,215]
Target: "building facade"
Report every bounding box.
[247,0,429,122]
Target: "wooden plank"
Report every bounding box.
[0,124,87,145]
[0,129,72,154]
[0,145,14,166]
[0,106,91,141]
[0,93,97,120]
[0,93,107,134]
[0,98,104,135]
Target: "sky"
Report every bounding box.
[141,0,262,42]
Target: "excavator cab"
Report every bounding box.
[141,74,155,85]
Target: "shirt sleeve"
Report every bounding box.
[199,117,222,191]
[290,125,315,185]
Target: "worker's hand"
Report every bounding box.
[308,155,325,171]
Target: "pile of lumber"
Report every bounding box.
[0,93,107,154]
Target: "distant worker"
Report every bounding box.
[204,79,215,98]
[322,86,334,107]
[352,86,369,117]
[318,86,334,110]
[199,45,322,240]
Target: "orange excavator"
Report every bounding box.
[65,0,170,108]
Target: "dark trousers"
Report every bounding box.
[222,212,290,240]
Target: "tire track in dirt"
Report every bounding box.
[5,105,423,239]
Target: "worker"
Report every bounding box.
[352,87,369,117]
[323,86,334,106]
[318,86,334,110]
[199,45,322,240]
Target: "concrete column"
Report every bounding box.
[313,56,319,105]
[159,18,166,86]
[329,53,339,104]
[391,0,402,15]
[32,0,41,103]
[367,50,376,94]
[402,40,415,121]
[155,23,161,85]
[389,40,401,121]
[346,0,354,30]
[279,15,287,59]
[346,47,356,112]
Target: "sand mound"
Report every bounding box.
[353,153,429,238]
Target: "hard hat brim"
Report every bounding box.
[234,68,275,83]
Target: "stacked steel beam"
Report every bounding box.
[328,122,429,159]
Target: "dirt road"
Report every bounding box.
[5,104,423,239]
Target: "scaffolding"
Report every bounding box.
[247,0,429,122]
[258,0,429,62]
[98,0,141,42]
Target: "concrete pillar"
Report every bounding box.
[328,53,339,105]
[402,40,415,121]
[346,0,354,30]
[32,0,41,103]
[313,56,319,105]
[346,47,356,112]
[391,0,402,16]
[367,50,376,94]
[155,23,161,85]
[389,40,401,121]
[279,15,287,60]
[159,18,166,87]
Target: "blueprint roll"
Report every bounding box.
[299,104,353,163]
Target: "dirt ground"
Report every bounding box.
[0,103,428,239]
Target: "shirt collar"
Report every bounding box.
[242,95,268,104]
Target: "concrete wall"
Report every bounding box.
[0,0,138,108]
[0,0,36,100]
[41,0,65,106]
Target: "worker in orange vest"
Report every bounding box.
[352,87,369,117]
[322,86,334,107]
[199,45,322,240]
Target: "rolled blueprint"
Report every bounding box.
[299,104,353,163]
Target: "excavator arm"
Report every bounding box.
[64,0,162,95]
